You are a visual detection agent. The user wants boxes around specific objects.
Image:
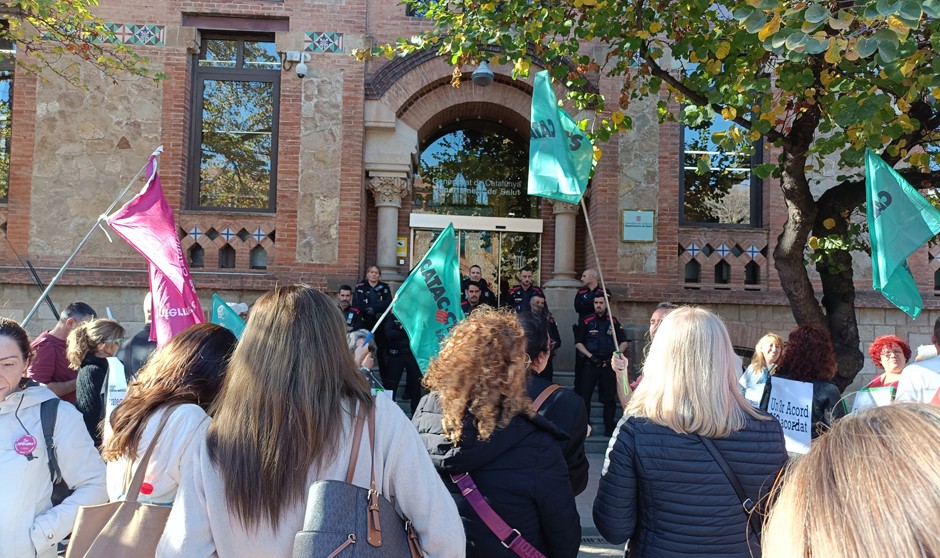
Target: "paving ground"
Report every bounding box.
[577,452,625,557]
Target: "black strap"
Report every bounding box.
[696,435,762,542]
[40,398,61,484]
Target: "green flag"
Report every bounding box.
[210,293,246,339]
[528,70,594,204]
[865,149,940,318]
[392,223,464,373]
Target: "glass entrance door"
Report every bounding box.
[411,226,542,306]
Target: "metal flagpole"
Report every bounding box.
[21,146,163,327]
[579,196,630,401]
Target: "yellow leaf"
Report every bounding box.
[824,40,840,65]
[932,88,940,101]
[716,42,731,60]
[706,59,722,75]
[823,218,836,230]
[900,58,917,77]
[758,14,781,42]
[820,70,833,86]
[845,38,859,61]
[809,236,820,250]
[582,0,598,5]
[887,16,910,40]
[897,98,911,112]
[721,106,737,120]
[482,2,495,10]
[611,110,625,125]
[593,146,603,161]
[729,127,744,143]
[689,51,701,63]
[747,130,762,142]
[635,30,651,39]
[649,22,663,33]
[513,58,530,75]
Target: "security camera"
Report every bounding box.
[296,60,308,79]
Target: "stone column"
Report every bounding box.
[368,175,411,282]
[544,199,582,371]
[545,199,581,287]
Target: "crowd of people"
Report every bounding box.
[2,267,940,558]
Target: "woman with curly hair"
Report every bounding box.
[865,335,911,393]
[772,325,846,438]
[413,307,581,557]
[67,318,125,447]
[102,323,237,504]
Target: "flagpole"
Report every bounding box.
[579,196,629,402]
[369,292,399,338]
[21,146,163,327]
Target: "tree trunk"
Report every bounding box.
[814,182,866,391]
[773,110,827,329]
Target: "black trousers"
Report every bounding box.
[577,361,617,436]
[381,349,423,414]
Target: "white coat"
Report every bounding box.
[0,385,108,558]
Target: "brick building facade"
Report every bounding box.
[0,0,936,390]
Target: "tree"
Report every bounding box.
[359,0,940,389]
[1,0,162,86]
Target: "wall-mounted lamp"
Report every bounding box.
[471,60,494,87]
[281,50,311,79]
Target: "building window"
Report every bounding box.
[190,35,280,211]
[680,115,762,227]
[0,23,14,203]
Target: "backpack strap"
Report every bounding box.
[40,398,61,484]
[531,384,562,413]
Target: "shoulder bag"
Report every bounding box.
[293,401,423,558]
[696,434,763,543]
[66,404,180,558]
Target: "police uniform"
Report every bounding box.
[573,286,611,394]
[461,300,484,317]
[353,279,393,378]
[542,314,562,382]
[340,305,365,333]
[461,277,497,306]
[505,284,546,313]
[575,311,625,437]
[381,315,423,414]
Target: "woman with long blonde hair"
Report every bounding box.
[68,318,125,447]
[102,323,236,504]
[413,307,581,557]
[763,403,940,558]
[739,333,783,409]
[594,306,787,557]
[158,285,462,557]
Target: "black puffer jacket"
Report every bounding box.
[593,414,788,558]
[527,375,589,495]
[413,392,581,558]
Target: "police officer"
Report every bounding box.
[353,265,393,377]
[337,284,365,333]
[529,292,561,382]
[505,267,545,313]
[574,294,627,437]
[382,314,423,414]
[461,264,497,306]
[573,268,611,395]
[461,281,486,317]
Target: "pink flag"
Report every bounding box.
[107,155,203,345]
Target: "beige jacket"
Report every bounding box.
[157,394,465,557]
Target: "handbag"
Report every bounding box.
[696,434,764,543]
[292,401,423,558]
[66,405,179,558]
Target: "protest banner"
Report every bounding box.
[765,377,813,454]
[851,386,895,413]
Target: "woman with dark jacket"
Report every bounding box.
[772,324,847,438]
[68,318,126,447]
[413,307,581,558]
[593,306,788,558]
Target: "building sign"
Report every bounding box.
[621,210,655,242]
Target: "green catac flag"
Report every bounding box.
[393,223,464,373]
[210,293,246,339]
[528,70,594,204]
[865,149,940,318]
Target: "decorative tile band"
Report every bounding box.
[305,32,343,54]
[102,23,165,46]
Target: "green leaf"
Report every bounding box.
[874,28,900,63]
[924,0,940,18]
[898,0,923,21]
[876,0,900,17]
[828,9,854,30]
[804,4,830,24]
[732,5,757,21]
[753,163,776,179]
[804,37,828,55]
[785,31,808,51]
[743,10,767,33]
[857,37,878,58]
